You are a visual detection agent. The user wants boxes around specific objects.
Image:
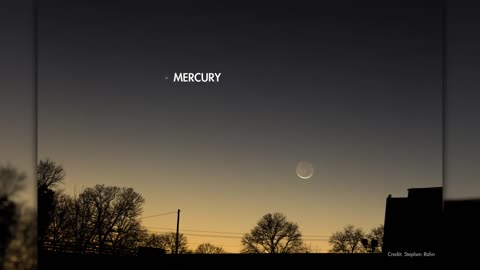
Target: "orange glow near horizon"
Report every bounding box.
[46,153,433,254]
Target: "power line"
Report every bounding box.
[303,239,329,242]
[181,229,245,235]
[189,242,243,248]
[145,227,244,235]
[147,230,330,241]
[183,234,329,241]
[147,230,243,239]
[144,226,329,238]
[183,233,242,239]
[141,211,177,219]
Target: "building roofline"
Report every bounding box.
[407,187,442,191]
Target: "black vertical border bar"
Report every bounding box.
[442,0,447,209]
[33,0,38,235]
[33,0,39,262]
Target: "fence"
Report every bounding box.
[41,240,139,256]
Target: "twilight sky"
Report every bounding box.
[37,0,444,252]
[0,0,35,206]
[445,0,480,200]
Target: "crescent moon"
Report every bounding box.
[296,161,314,179]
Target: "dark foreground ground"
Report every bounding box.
[39,199,479,269]
[39,252,441,270]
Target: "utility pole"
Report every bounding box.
[175,209,180,254]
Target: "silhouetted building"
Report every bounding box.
[443,199,480,258]
[383,187,442,255]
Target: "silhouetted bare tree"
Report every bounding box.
[1,165,36,270]
[37,159,65,246]
[144,232,189,254]
[365,225,383,253]
[45,193,74,250]
[79,185,145,254]
[3,207,36,270]
[0,165,25,268]
[37,159,65,191]
[61,191,96,253]
[0,165,25,199]
[36,159,147,255]
[241,213,305,254]
[108,219,147,254]
[195,243,225,254]
[329,225,365,253]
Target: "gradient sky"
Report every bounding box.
[444,0,480,200]
[0,0,35,206]
[37,0,444,252]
